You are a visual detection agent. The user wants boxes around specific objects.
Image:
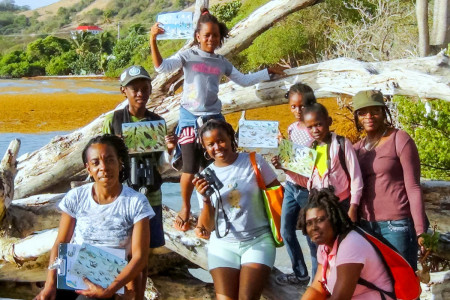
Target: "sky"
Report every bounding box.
[14,0,60,10]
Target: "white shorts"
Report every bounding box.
[207,232,276,270]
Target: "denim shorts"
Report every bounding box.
[207,232,276,270]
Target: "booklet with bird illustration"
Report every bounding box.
[57,243,127,294]
[278,139,317,177]
[156,11,194,40]
[122,120,167,154]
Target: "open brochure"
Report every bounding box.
[122,120,167,154]
[156,11,194,40]
[278,139,317,177]
[57,243,127,294]
[238,119,279,149]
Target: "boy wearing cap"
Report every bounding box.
[103,65,175,298]
[103,65,175,246]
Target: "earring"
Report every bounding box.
[204,151,212,160]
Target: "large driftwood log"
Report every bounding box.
[0,139,20,219]
[14,53,450,199]
[13,0,321,200]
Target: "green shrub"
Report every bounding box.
[46,50,77,75]
[0,61,45,78]
[234,15,307,72]
[394,96,450,180]
[26,36,72,64]
[211,0,242,23]
[71,52,100,75]
[226,0,270,28]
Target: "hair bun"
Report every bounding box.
[201,8,209,15]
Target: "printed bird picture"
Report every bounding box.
[122,120,167,154]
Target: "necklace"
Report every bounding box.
[364,128,388,151]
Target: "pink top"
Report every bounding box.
[318,230,393,300]
[354,129,426,235]
[284,122,313,188]
[307,133,363,205]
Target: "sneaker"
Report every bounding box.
[275,273,310,286]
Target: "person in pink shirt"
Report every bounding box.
[303,103,363,222]
[300,188,394,300]
[352,90,427,270]
[271,83,317,285]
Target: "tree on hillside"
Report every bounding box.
[0,0,29,11]
[26,36,72,64]
[71,31,98,56]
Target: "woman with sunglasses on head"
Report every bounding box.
[300,188,393,300]
[352,90,427,271]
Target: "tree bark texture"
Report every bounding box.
[417,0,430,56]
[431,0,450,46]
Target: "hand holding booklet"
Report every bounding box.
[278,139,317,177]
[56,243,127,294]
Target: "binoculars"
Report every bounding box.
[130,156,154,195]
[195,168,223,197]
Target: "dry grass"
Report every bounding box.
[0,93,123,133]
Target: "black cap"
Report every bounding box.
[120,65,151,86]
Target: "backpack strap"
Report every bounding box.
[357,278,396,300]
[112,105,164,136]
[112,106,127,136]
[353,227,397,300]
[336,135,350,182]
[335,228,396,300]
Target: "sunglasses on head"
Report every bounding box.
[356,106,384,117]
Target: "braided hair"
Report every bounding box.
[285,83,317,107]
[198,119,238,152]
[194,8,229,48]
[298,187,353,237]
[82,134,130,183]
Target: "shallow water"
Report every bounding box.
[0,78,118,95]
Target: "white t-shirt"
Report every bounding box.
[201,153,277,242]
[59,183,155,249]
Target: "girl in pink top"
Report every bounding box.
[303,103,363,222]
[271,83,317,285]
[300,188,394,300]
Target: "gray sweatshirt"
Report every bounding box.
[155,48,270,115]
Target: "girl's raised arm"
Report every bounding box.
[150,23,165,68]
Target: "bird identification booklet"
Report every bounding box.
[156,11,194,40]
[278,139,317,177]
[57,243,127,294]
[122,120,167,154]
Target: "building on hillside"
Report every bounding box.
[71,25,103,38]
